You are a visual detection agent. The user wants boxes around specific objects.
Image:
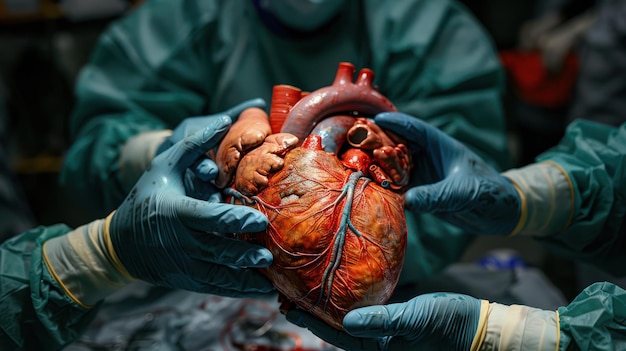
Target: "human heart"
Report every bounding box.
[212,62,409,330]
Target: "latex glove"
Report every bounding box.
[156,98,267,159]
[43,117,275,307]
[374,112,521,235]
[107,116,275,295]
[287,293,559,351]
[182,161,224,203]
[118,98,267,193]
[158,98,267,152]
[169,99,268,201]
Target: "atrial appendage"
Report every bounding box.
[211,107,272,188]
[234,133,299,196]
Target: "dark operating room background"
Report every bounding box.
[0,0,618,305]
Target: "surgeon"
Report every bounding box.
[287,114,626,350]
[60,0,511,283]
[0,117,276,350]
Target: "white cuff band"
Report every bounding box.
[478,302,559,351]
[503,161,574,237]
[43,219,133,307]
[119,130,172,192]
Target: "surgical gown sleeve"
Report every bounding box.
[558,281,626,350]
[60,0,224,218]
[0,225,98,351]
[535,120,626,276]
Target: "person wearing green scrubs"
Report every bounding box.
[60,0,511,284]
[288,115,626,350]
[0,118,277,350]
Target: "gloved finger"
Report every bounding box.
[190,263,276,295]
[286,309,382,351]
[176,199,269,233]
[193,157,219,181]
[207,191,223,203]
[165,116,232,172]
[404,181,470,214]
[184,168,221,201]
[343,303,411,338]
[189,234,273,268]
[223,98,267,121]
[374,112,434,153]
[375,112,467,158]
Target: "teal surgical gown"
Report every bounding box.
[0,225,97,351]
[537,119,626,278]
[59,0,511,283]
[3,120,625,350]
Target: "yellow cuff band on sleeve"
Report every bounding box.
[470,300,491,351]
[102,211,135,281]
[476,302,559,351]
[42,240,93,309]
[42,215,134,306]
[504,161,575,237]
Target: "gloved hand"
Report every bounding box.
[109,115,275,295]
[157,97,266,176]
[43,116,275,307]
[374,112,521,235]
[158,98,267,154]
[118,98,267,195]
[288,292,559,351]
[287,293,481,351]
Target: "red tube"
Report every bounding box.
[368,164,402,190]
[333,62,356,85]
[270,84,302,134]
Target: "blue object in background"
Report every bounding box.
[477,249,527,270]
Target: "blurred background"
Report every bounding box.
[0,0,621,304]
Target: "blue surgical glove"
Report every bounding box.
[288,292,560,351]
[109,116,275,296]
[157,98,266,171]
[118,101,265,195]
[286,293,482,351]
[374,112,521,235]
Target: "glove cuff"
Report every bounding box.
[473,301,560,351]
[42,213,135,307]
[101,211,135,281]
[503,161,574,237]
[119,130,172,192]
